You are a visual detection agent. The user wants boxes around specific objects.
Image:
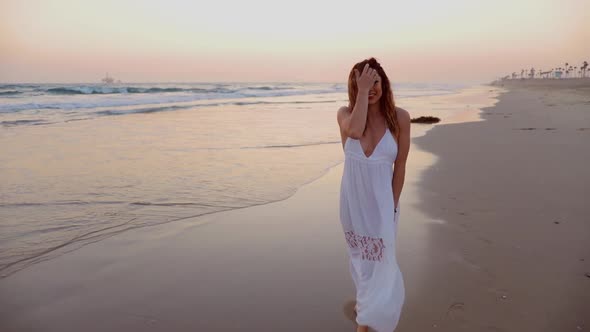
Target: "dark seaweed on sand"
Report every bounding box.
[410,116,441,124]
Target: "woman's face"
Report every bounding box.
[368,75,382,105]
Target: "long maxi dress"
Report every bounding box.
[339,127,405,332]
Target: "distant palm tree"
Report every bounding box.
[582,61,589,78]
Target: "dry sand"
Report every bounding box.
[0,83,588,331]
[402,83,590,331]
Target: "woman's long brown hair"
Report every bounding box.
[347,57,400,142]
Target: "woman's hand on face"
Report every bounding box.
[354,64,380,93]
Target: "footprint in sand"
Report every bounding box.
[577,128,589,131]
[445,302,467,322]
[447,302,465,314]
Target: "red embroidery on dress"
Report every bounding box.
[344,231,386,261]
[344,231,359,248]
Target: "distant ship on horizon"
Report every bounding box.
[101,72,121,84]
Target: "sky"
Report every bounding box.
[1,0,588,84]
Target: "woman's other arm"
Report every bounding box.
[392,107,411,210]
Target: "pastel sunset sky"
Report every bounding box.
[1,0,588,83]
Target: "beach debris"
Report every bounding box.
[411,116,440,124]
[585,273,590,279]
[500,295,508,300]
[554,221,560,224]
[545,128,556,130]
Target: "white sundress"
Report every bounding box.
[339,127,405,332]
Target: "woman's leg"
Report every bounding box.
[354,302,369,332]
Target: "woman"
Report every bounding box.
[337,58,410,332]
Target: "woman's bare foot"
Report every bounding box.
[356,325,369,332]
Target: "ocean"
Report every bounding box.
[0,81,484,278]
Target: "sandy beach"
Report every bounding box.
[404,82,590,331]
[1,83,588,332]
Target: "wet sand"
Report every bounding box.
[0,112,446,331]
[0,161,356,331]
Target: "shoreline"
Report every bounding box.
[0,84,495,280]
[0,85,530,332]
[0,158,346,280]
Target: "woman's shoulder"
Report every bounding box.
[395,107,411,123]
[395,106,410,117]
[336,105,351,122]
[338,105,351,114]
[395,107,411,132]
